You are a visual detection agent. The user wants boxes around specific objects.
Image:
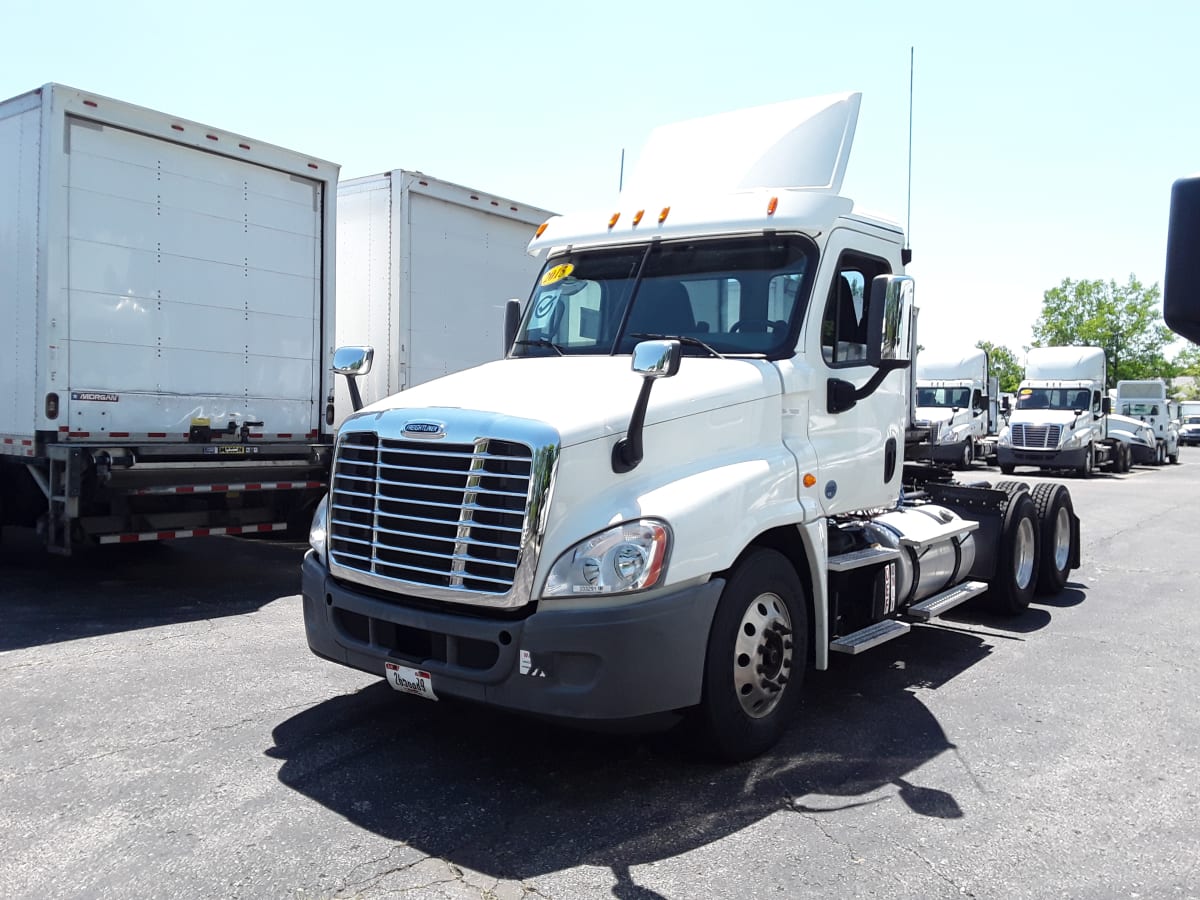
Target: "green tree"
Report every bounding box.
[1031,275,1174,388]
[1171,344,1200,399]
[975,340,1024,393]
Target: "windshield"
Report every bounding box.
[511,235,816,359]
[1184,416,1200,425]
[915,387,970,409]
[1016,388,1094,411]
[1120,402,1162,417]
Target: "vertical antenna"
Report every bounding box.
[906,46,914,250]
[619,148,625,192]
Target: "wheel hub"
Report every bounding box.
[733,592,794,719]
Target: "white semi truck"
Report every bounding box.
[0,84,338,552]
[332,171,554,424]
[1114,379,1179,464]
[303,94,1082,760]
[997,346,1130,476]
[912,348,1000,468]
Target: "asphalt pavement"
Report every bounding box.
[2,456,1198,899]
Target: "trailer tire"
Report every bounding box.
[993,480,1030,497]
[989,491,1040,615]
[693,548,808,762]
[1030,483,1074,596]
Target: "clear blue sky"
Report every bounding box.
[4,0,1195,357]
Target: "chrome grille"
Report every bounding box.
[329,432,533,594]
[1011,423,1062,449]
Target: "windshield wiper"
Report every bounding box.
[629,333,726,359]
[513,338,565,356]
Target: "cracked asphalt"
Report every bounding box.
[2,456,1199,899]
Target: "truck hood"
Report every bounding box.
[1008,409,1091,428]
[914,407,959,425]
[352,356,782,447]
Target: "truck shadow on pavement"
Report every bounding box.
[0,531,307,651]
[267,621,1026,892]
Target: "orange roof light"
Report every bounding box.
[767,196,779,215]
[535,221,549,238]
[658,206,671,224]
[632,209,645,226]
[608,212,620,229]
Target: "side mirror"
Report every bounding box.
[1002,396,1011,412]
[504,299,522,355]
[1102,397,1112,416]
[332,346,374,412]
[613,340,681,474]
[1165,175,1200,344]
[866,275,915,368]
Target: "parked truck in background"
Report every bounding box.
[912,348,1000,468]
[0,84,338,552]
[1115,379,1179,464]
[331,171,554,424]
[303,94,1082,761]
[998,346,1130,476]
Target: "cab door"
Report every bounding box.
[781,227,907,515]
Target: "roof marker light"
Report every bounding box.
[307,163,318,170]
[83,100,98,108]
[632,209,645,226]
[205,134,218,141]
[238,143,250,150]
[608,212,620,229]
[658,206,671,224]
[535,221,549,238]
[767,196,779,215]
[171,124,184,132]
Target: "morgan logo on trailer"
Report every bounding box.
[71,391,119,402]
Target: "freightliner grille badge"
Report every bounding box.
[402,421,446,439]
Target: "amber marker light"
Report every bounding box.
[658,206,671,224]
[632,209,645,226]
[767,196,779,215]
[535,221,549,238]
[608,212,621,229]
[803,473,817,488]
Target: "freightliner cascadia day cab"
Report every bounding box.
[304,94,1083,760]
[998,347,1131,476]
[332,171,554,424]
[1114,379,1179,464]
[912,347,1000,468]
[0,84,338,552]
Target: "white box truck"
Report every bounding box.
[301,94,1083,761]
[331,171,553,422]
[1115,379,1179,464]
[912,347,1001,468]
[997,347,1129,476]
[1179,400,1200,447]
[0,84,338,552]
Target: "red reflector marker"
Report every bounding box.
[83,100,98,108]
[238,143,250,150]
[307,163,318,169]
[171,124,184,132]
[206,134,218,141]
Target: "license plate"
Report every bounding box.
[384,661,438,701]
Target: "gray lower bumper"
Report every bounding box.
[996,446,1088,469]
[1129,443,1156,464]
[302,551,724,720]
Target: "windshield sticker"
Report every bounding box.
[540,263,574,286]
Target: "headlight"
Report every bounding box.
[543,519,670,598]
[998,428,1012,447]
[938,426,960,444]
[1062,430,1085,449]
[309,494,329,564]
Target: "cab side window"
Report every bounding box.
[820,252,891,366]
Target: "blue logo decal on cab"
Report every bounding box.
[824,480,837,499]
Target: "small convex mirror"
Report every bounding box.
[332,346,374,376]
[631,340,682,378]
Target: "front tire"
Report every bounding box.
[1030,483,1075,595]
[957,442,973,471]
[989,491,1040,615]
[694,549,808,762]
[1076,445,1094,478]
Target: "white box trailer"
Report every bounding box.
[332,171,553,421]
[0,84,338,552]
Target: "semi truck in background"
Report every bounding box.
[912,348,1000,468]
[330,171,554,423]
[1114,379,1179,464]
[0,84,338,552]
[304,94,1083,761]
[1179,401,1200,447]
[998,346,1130,476]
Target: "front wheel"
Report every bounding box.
[1076,445,1094,478]
[693,549,808,762]
[989,491,1040,615]
[957,442,973,471]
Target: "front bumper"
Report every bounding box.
[302,551,724,720]
[996,446,1089,469]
